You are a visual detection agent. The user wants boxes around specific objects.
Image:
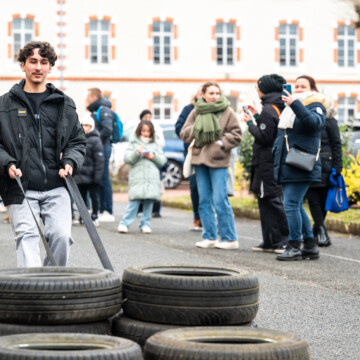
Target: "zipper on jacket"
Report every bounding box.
[36,114,48,189]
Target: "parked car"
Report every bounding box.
[161,124,185,189]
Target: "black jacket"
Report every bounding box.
[87,98,113,146]
[0,80,86,206]
[310,116,342,188]
[74,129,104,185]
[248,92,285,198]
[175,103,194,155]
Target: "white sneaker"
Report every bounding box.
[72,219,80,225]
[93,219,100,227]
[98,211,115,223]
[141,225,152,234]
[0,203,7,213]
[117,224,128,233]
[195,239,217,248]
[215,240,239,250]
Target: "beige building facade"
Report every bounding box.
[0,0,359,124]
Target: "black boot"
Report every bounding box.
[276,241,302,261]
[302,237,319,260]
[317,226,331,247]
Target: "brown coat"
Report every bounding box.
[180,107,242,168]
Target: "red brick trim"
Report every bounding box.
[8,44,11,59]
[8,22,11,36]
[35,22,39,37]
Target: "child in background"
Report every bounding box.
[74,113,104,226]
[117,120,167,234]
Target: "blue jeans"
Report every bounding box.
[189,174,200,220]
[99,145,113,214]
[120,199,154,229]
[282,182,314,242]
[195,165,237,241]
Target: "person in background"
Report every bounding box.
[74,113,104,227]
[138,110,165,218]
[175,88,202,231]
[117,120,167,234]
[273,75,328,261]
[305,103,342,247]
[180,82,242,250]
[243,74,289,254]
[86,88,115,223]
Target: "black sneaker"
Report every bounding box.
[251,243,274,253]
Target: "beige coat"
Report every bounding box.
[180,107,242,168]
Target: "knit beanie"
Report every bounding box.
[257,74,286,94]
[139,109,152,120]
[80,112,95,132]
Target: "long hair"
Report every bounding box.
[201,81,221,95]
[135,120,155,139]
[296,75,318,92]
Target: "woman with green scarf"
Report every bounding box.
[180,82,242,250]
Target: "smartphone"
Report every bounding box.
[282,84,292,96]
[242,105,251,116]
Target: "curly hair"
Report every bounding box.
[17,41,57,66]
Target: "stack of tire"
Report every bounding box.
[113,265,310,359]
[0,267,143,359]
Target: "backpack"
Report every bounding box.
[96,106,123,143]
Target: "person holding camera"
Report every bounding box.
[243,74,289,254]
[273,75,329,261]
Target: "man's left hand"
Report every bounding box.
[59,164,73,178]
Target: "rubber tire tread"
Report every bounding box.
[0,333,142,359]
[0,267,122,325]
[0,320,112,336]
[112,315,180,347]
[144,327,310,360]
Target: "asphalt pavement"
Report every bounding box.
[0,198,359,359]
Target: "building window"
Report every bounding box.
[216,22,235,65]
[89,19,110,64]
[279,23,298,67]
[338,96,357,124]
[153,95,172,119]
[337,25,356,67]
[13,18,34,61]
[153,21,172,65]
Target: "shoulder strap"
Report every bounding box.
[272,105,281,118]
[96,106,102,123]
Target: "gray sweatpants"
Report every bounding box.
[8,187,73,268]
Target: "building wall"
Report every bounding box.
[0,0,359,124]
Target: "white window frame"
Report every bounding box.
[13,18,34,61]
[279,24,298,67]
[153,95,173,120]
[153,21,172,65]
[338,96,357,124]
[337,25,356,68]
[216,22,235,66]
[89,19,110,64]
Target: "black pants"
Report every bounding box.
[258,195,289,248]
[78,184,100,220]
[306,187,328,233]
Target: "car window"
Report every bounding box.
[163,129,179,140]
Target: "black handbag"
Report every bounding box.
[284,132,320,172]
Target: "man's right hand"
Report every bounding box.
[8,165,22,179]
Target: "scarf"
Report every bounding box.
[193,95,229,147]
[278,92,330,129]
[140,136,151,144]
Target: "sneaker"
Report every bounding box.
[153,212,161,218]
[141,225,152,234]
[195,239,217,248]
[273,244,287,254]
[189,219,202,231]
[0,203,7,213]
[117,224,128,233]
[93,218,100,227]
[72,219,80,225]
[98,211,115,223]
[251,243,274,253]
[215,240,239,250]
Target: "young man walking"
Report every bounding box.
[86,88,115,222]
[0,41,86,267]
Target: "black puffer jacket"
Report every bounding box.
[0,80,86,206]
[74,129,104,185]
[248,92,284,198]
[87,98,113,146]
[310,116,342,188]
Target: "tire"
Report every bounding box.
[122,265,259,325]
[0,333,143,360]
[144,327,310,360]
[0,320,112,336]
[112,315,179,347]
[0,267,122,325]
[162,160,182,189]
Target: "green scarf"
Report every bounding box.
[193,95,230,147]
